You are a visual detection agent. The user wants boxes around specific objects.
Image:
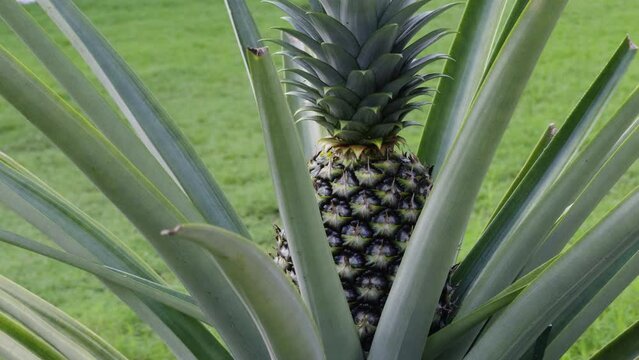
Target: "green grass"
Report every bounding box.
[0,0,637,359]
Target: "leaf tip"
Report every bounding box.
[248,47,268,57]
[626,35,638,51]
[161,225,182,236]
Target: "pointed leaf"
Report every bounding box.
[0,44,267,359]
[38,0,249,236]
[417,0,510,172]
[369,1,569,358]
[590,320,639,360]
[0,0,199,221]
[247,47,363,359]
[465,189,639,359]
[308,12,360,57]
[165,224,324,360]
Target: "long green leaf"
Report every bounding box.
[282,33,324,158]
[589,320,639,360]
[38,0,250,237]
[484,0,530,77]
[544,250,639,359]
[457,36,636,314]
[0,230,206,325]
[422,255,559,359]
[247,47,362,359]
[0,46,267,358]
[488,123,556,223]
[223,0,263,73]
[0,276,126,360]
[0,311,65,360]
[0,153,229,360]
[0,0,201,222]
[369,1,568,358]
[165,224,325,360]
[417,0,509,172]
[0,330,43,360]
[524,86,639,271]
[464,190,639,359]
[0,290,102,359]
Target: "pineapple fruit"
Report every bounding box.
[269,0,457,349]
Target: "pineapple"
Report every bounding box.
[269,0,457,349]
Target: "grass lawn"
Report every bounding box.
[0,0,638,359]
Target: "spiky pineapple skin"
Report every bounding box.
[275,147,437,349]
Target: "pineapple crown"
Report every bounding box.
[267,0,457,146]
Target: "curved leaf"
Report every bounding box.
[0,0,199,221]
[0,312,66,360]
[417,0,509,172]
[589,320,639,360]
[465,189,639,359]
[38,0,250,236]
[0,230,206,326]
[247,47,362,359]
[0,45,266,359]
[369,1,569,358]
[165,224,325,360]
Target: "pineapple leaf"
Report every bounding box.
[381,0,430,26]
[282,79,323,97]
[38,0,250,238]
[286,90,321,103]
[487,124,557,223]
[540,237,638,353]
[318,96,357,119]
[402,28,455,64]
[352,106,382,125]
[0,42,268,359]
[0,311,66,360]
[589,320,639,360]
[0,286,121,360]
[484,0,531,78]
[456,36,637,315]
[266,37,312,58]
[282,67,328,88]
[0,153,228,357]
[167,224,325,360]
[369,1,569,357]
[545,253,639,359]
[465,189,639,359]
[247,47,363,359]
[308,12,361,57]
[340,0,377,44]
[316,0,339,18]
[0,0,197,222]
[360,92,394,108]
[223,0,263,70]
[358,23,399,68]
[324,86,362,106]
[523,86,639,272]
[423,255,559,359]
[0,276,132,360]
[529,325,553,360]
[320,42,360,77]
[396,3,461,49]
[346,70,377,98]
[264,0,321,40]
[370,53,404,86]
[276,27,324,57]
[417,0,510,173]
[0,230,209,330]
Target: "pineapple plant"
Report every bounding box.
[0,0,638,359]
[268,0,451,345]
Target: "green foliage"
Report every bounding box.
[0,0,637,359]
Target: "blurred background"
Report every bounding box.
[0,0,637,358]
